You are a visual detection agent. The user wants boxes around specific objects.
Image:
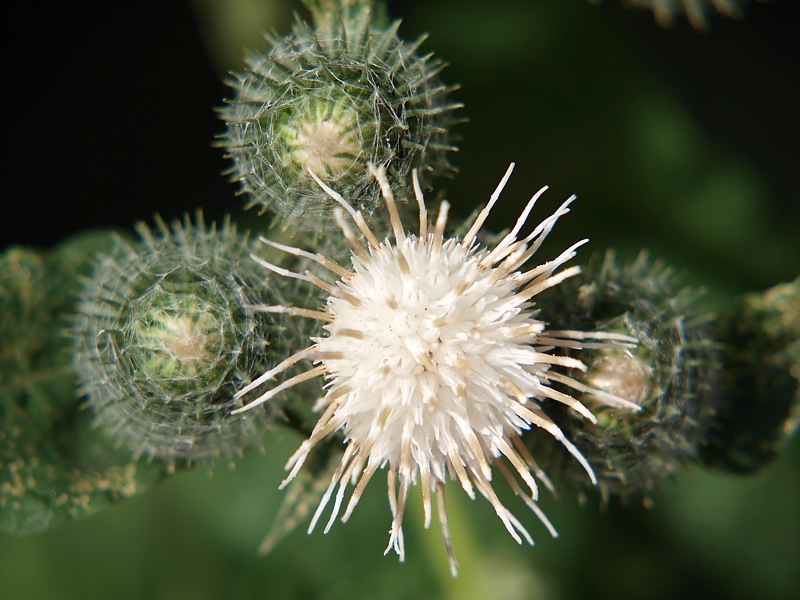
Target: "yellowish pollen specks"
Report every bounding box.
[336,328,364,339]
[236,163,638,576]
[454,357,471,375]
[416,352,436,372]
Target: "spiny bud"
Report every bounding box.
[72,214,301,467]
[219,8,460,227]
[527,252,721,502]
[700,277,799,473]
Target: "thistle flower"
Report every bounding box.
[234,164,639,575]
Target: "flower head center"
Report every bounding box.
[162,314,212,363]
[283,99,361,178]
[328,236,499,380]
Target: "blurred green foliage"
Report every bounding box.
[0,232,178,537]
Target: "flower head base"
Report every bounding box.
[234,165,638,575]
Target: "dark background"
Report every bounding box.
[2,1,799,599]
[4,1,799,265]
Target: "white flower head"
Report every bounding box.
[234,163,639,575]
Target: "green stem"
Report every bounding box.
[409,485,487,599]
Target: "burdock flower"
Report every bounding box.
[234,164,639,574]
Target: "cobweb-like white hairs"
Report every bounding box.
[234,164,639,576]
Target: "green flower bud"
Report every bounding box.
[700,278,800,473]
[527,252,721,502]
[219,7,460,226]
[72,214,300,466]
